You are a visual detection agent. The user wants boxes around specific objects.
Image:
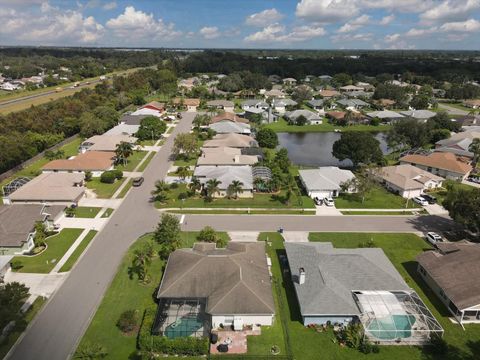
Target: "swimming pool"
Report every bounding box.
[366,314,416,340]
[164,315,204,339]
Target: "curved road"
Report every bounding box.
[8,111,458,359]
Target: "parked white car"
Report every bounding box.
[323,197,335,207]
[425,232,443,246]
[413,196,428,206]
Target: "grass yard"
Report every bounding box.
[0,296,47,359]
[59,230,98,272]
[305,232,480,360]
[115,150,147,172]
[12,228,83,273]
[168,209,316,215]
[341,210,427,215]
[86,178,126,198]
[265,118,391,133]
[137,151,156,172]
[101,208,114,218]
[335,185,417,209]
[179,231,230,248]
[173,157,197,167]
[117,179,133,199]
[440,102,472,112]
[72,206,101,218]
[138,139,157,146]
[155,184,314,209]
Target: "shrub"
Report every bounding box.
[84,171,93,181]
[138,308,209,356]
[197,226,217,243]
[112,169,123,180]
[169,182,179,189]
[177,192,188,200]
[100,171,116,184]
[116,310,138,333]
[10,260,23,270]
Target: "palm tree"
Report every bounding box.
[227,180,244,199]
[151,180,169,202]
[469,138,480,166]
[188,176,202,194]
[115,141,134,166]
[205,178,221,200]
[176,166,190,181]
[131,245,152,283]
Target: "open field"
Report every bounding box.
[265,118,391,133]
[12,229,83,273]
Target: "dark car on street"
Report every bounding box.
[132,177,144,187]
[421,194,437,204]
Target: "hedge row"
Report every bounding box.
[137,307,209,356]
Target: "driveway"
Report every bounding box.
[315,204,343,216]
[4,272,67,298]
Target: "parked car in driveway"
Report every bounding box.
[421,194,437,204]
[323,197,334,207]
[467,176,480,184]
[314,197,323,205]
[132,177,144,187]
[426,232,443,246]
[413,196,428,206]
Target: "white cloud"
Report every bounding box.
[439,18,480,32]
[380,14,395,25]
[106,6,180,40]
[420,0,480,23]
[244,23,325,43]
[405,27,437,37]
[337,14,370,33]
[331,32,373,42]
[245,8,284,27]
[361,0,432,12]
[0,4,104,43]
[199,26,221,39]
[103,1,117,10]
[296,0,359,23]
[384,33,401,43]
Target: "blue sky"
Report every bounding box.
[0,0,479,49]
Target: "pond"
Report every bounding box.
[277,132,390,167]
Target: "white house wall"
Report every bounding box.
[211,315,273,329]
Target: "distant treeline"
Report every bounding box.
[181,51,480,84]
[0,66,177,174]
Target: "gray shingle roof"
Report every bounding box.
[299,167,355,192]
[157,242,275,315]
[209,121,251,134]
[285,242,410,316]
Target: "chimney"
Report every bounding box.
[299,267,306,285]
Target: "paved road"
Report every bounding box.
[438,103,468,116]
[8,110,460,359]
[7,112,195,360]
[0,80,102,110]
[181,213,458,233]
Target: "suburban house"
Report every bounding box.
[104,123,140,136]
[285,242,443,344]
[400,110,437,122]
[318,75,332,82]
[5,173,85,205]
[264,89,285,98]
[154,242,274,338]
[366,110,404,123]
[206,100,235,113]
[355,82,375,91]
[417,241,480,326]
[272,98,297,113]
[210,112,249,124]
[209,121,251,135]
[283,77,297,86]
[463,99,480,109]
[336,98,369,110]
[42,151,115,177]
[339,85,364,92]
[203,133,258,149]
[434,130,480,159]
[241,99,269,111]
[0,204,64,255]
[400,152,472,181]
[79,134,137,153]
[307,99,325,112]
[285,109,323,125]
[119,114,149,125]
[346,90,374,99]
[131,107,163,117]
[141,101,165,113]
[376,164,444,199]
[194,166,254,198]
[197,147,258,166]
[299,167,355,199]
[318,89,341,99]
[173,98,200,112]
[451,115,480,128]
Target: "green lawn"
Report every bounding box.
[0,296,47,359]
[335,185,417,209]
[86,178,126,198]
[264,118,391,133]
[168,209,316,215]
[72,206,101,218]
[115,150,147,172]
[341,210,426,215]
[138,139,157,146]
[179,231,230,248]
[173,157,197,167]
[117,179,133,198]
[101,208,114,218]
[12,228,84,273]
[440,102,472,112]
[304,233,480,360]
[155,184,314,209]
[137,151,156,172]
[59,230,98,272]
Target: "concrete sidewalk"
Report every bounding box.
[56,217,108,231]
[51,229,93,273]
[282,232,309,242]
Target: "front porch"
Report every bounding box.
[210,326,261,354]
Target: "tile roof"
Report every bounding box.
[210,112,249,124]
[400,152,472,175]
[158,242,274,315]
[42,151,115,171]
[197,147,258,166]
[378,164,444,190]
[203,133,258,148]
